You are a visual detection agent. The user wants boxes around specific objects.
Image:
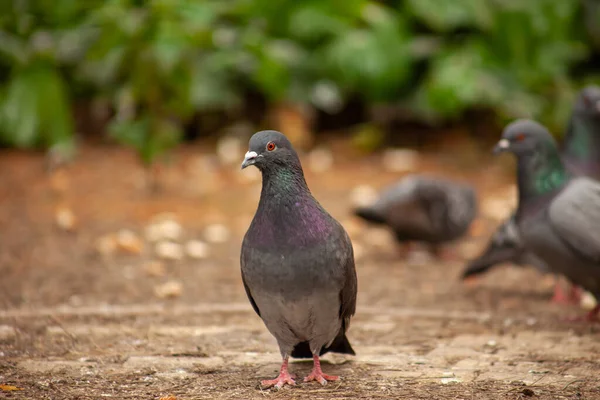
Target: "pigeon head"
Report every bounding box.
[575,85,600,116]
[562,86,600,173]
[494,119,557,157]
[241,130,301,172]
[496,120,569,199]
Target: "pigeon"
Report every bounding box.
[561,85,600,178]
[462,86,600,300]
[354,175,477,257]
[494,119,600,321]
[240,130,357,389]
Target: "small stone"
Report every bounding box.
[159,220,183,241]
[55,206,76,231]
[204,224,230,244]
[95,234,117,257]
[144,216,183,242]
[440,377,461,384]
[154,281,183,299]
[0,325,17,341]
[155,242,184,261]
[185,240,210,259]
[580,290,598,310]
[144,261,166,277]
[307,147,334,173]
[116,229,144,254]
[382,148,419,172]
[486,340,497,347]
[350,185,378,208]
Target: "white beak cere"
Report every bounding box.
[497,138,510,149]
[241,151,258,169]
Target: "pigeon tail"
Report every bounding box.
[291,333,355,358]
[354,206,386,225]
[462,247,521,279]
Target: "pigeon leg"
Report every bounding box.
[261,357,296,389]
[304,354,339,385]
[551,281,570,304]
[568,285,583,304]
[550,280,581,305]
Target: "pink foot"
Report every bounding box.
[261,358,296,389]
[551,282,582,305]
[303,354,339,386]
[563,305,600,323]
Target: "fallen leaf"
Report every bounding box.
[0,384,23,391]
[160,395,177,400]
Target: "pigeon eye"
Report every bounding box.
[516,133,526,142]
[266,142,276,151]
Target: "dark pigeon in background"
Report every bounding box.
[240,130,357,389]
[494,119,600,321]
[354,175,477,258]
[462,213,549,278]
[462,86,600,303]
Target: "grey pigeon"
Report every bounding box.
[494,119,600,321]
[240,131,357,389]
[463,86,600,297]
[462,213,549,278]
[354,175,477,257]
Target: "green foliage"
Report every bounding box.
[0,0,596,160]
[0,0,96,150]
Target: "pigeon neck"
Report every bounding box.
[517,148,568,203]
[562,114,600,170]
[260,165,310,202]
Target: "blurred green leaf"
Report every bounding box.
[0,63,73,148]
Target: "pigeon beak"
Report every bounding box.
[241,151,258,169]
[493,139,510,155]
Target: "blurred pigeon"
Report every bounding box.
[463,86,600,303]
[494,119,600,321]
[240,131,357,389]
[354,175,477,257]
[562,85,600,179]
[462,213,549,277]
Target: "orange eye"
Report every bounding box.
[516,133,525,142]
[266,142,276,151]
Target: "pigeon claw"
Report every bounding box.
[261,358,296,390]
[304,354,339,386]
[562,305,600,324]
[304,370,339,386]
[261,374,296,390]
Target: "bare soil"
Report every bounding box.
[0,139,599,399]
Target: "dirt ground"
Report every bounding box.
[1,138,599,399]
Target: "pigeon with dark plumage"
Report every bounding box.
[462,86,600,303]
[240,131,357,389]
[494,119,600,321]
[354,175,477,257]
